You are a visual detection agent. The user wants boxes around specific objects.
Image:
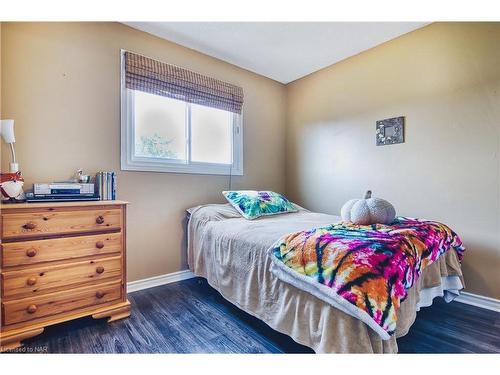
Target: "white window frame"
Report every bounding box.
[120,50,243,176]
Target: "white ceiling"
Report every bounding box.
[124,22,428,84]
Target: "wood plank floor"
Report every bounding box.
[6,278,500,353]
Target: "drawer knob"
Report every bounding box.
[95,291,105,299]
[27,304,37,314]
[26,248,37,257]
[95,241,105,249]
[96,266,105,274]
[96,215,105,225]
[27,277,37,286]
[22,222,37,230]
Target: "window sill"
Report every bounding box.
[121,160,243,176]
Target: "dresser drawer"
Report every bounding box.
[1,208,122,240]
[1,232,122,267]
[2,256,122,299]
[2,280,122,326]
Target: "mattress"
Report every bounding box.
[186,203,464,353]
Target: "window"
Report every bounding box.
[121,51,243,175]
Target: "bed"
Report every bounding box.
[186,203,464,353]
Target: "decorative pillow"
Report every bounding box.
[222,190,298,220]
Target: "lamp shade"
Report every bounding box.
[0,119,15,143]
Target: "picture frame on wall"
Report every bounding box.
[376,116,405,146]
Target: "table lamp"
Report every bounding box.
[1,119,19,172]
[0,119,25,201]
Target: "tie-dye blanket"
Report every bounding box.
[270,217,465,339]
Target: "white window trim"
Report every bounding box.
[120,50,243,176]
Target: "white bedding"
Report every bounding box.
[186,203,464,353]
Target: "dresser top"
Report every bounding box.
[0,200,129,210]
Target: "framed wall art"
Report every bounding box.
[376,116,405,146]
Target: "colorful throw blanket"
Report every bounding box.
[270,217,465,339]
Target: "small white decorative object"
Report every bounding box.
[341,190,396,225]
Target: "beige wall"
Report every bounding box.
[286,22,500,299]
[0,22,287,281]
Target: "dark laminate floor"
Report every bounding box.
[7,278,500,354]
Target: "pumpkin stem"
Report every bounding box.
[364,190,372,199]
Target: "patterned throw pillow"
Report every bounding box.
[222,190,298,220]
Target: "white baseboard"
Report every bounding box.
[127,271,500,314]
[455,291,500,313]
[127,269,196,293]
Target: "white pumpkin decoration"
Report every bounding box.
[341,190,396,225]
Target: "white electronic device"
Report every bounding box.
[29,183,98,202]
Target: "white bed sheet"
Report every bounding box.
[187,203,464,353]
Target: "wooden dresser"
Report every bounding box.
[0,200,130,351]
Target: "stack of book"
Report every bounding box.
[95,172,117,200]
